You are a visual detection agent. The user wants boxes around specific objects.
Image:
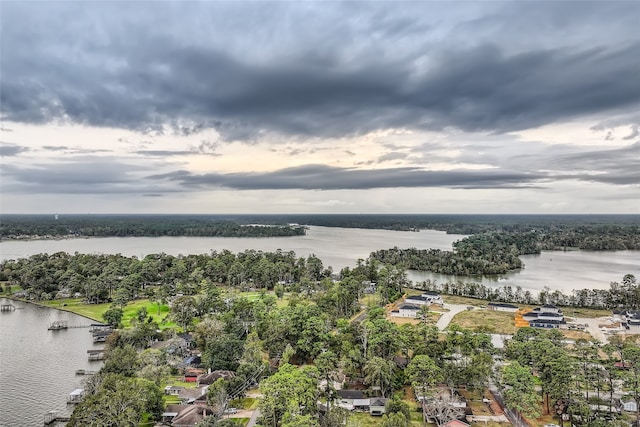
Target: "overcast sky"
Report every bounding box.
[1,1,639,214]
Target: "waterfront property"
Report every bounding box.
[405,291,444,306]
[67,388,85,404]
[44,411,71,425]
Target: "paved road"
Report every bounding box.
[246,408,261,427]
[577,316,609,343]
[435,303,469,331]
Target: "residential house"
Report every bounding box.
[405,292,443,306]
[523,305,566,329]
[391,303,420,318]
[197,370,236,387]
[336,390,370,411]
[178,333,196,350]
[621,397,637,412]
[176,385,208,404]
[369,398,388,416]
[164,386,185,396]
[487,302,519,312]
[362,282,377,294]
[183,367,204,383]
[183,355,202,368]
[422,291,444,305]
[165,404,217,427]
[529,319,565,329]
[405,295,431,306]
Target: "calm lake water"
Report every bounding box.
[0,298,103,427]
[1,225,638,293]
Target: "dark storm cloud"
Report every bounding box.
[148,164,545,190]
[2,2,639,141]
[0,142,29,156]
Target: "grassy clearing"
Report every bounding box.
[441,294,489,306]
[362,293,382,307]
[229,397,258,410]
[40,298,176,329]
[165,378,198,389]
[119,300,175,329]
[235,290,291,308]
[348,412,430,427]
[562,307,612,319]
[387,312,442,326]
[222,418,249,426]
[41,298,108,321]
[162,394,181,405]
[449,309,516,334]
[560,329,593,341]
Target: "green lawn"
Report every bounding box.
[448,309,516,334]
[348,412,429,427]
[229,397,259,410]
[40,298,176,329]
[236,291,290,308]
[222,418,249,426]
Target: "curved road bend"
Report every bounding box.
[435,304,469,331]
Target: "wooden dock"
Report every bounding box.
[87,349,105,361]
[44,411,71,425]
[75,369,98,376]
[48,320,68,330]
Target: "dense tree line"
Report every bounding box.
[370,223,639,276]
[0,249,331,302]
[501,328,640,426]
[0,215,305,238]
[370,232,538,275]
[414,274,638,310]
[277,213,639,238]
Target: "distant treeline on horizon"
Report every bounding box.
[2,213,639,231]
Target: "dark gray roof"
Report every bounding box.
[422,291,440,296]
[337,390,366,399]
[398,303,420,310]
[406,295,430,302]
[488,302,518,308]
[370,398,387,406]
[530,319,566,325]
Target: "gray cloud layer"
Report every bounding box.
[2,140,638,195]
[0,142,30,157]
[2,2,640,141]
[148,164,546,190]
